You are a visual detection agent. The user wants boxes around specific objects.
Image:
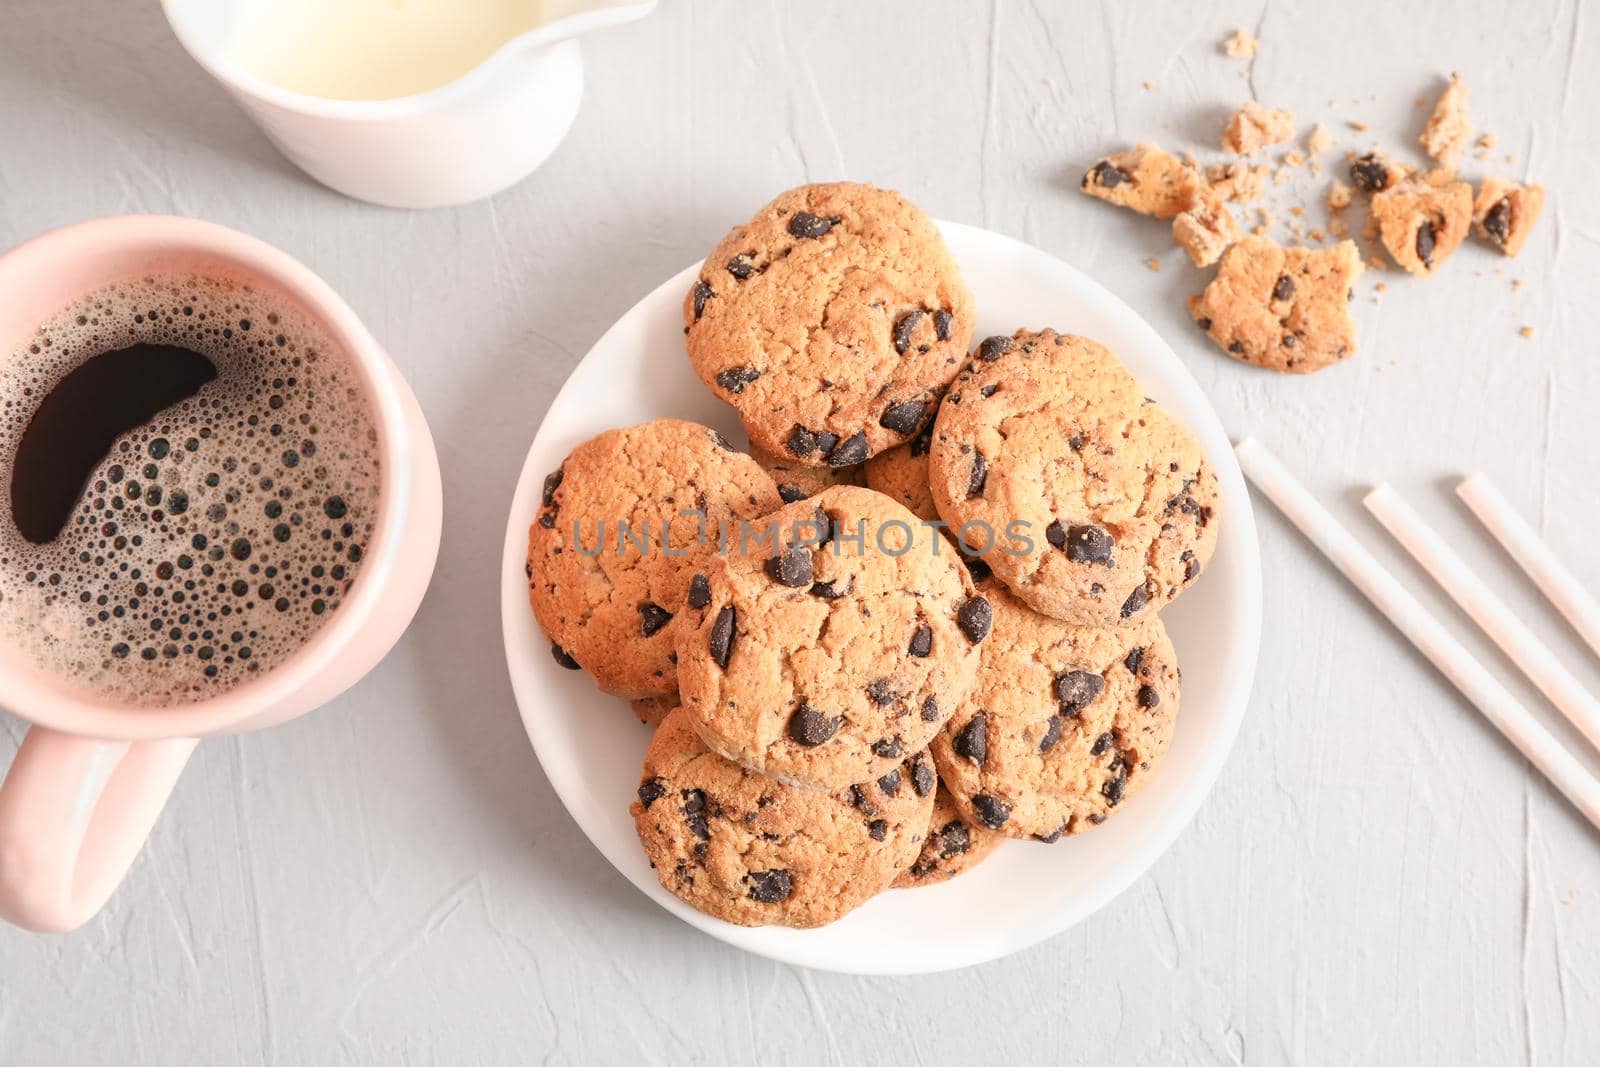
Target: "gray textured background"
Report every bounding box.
[2,0,1598,1063]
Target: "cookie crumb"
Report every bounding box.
[1144,257,1162,272]
[1143,80,1157,92]
[1511,278,1523,291]
[1420,73,1471,170]
[1520,325,1535,339]
[1223,101,1296,155]
[1307,123,1333,155]
[1222,28,1258,59]
[1348,120,1370,132]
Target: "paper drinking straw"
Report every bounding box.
[1457,473,1600,663]
[1234,437,1600,831]
[1365,483,1600,755]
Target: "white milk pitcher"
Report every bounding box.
[162,0,657,209]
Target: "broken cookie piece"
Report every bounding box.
[1473,178,1545,257]
[1172,188,1241,267]
[1348,150,1408,193]
[1080,143,1203,219]
[1370,173,1473,278]
[1188,235,1363,374]
[1222,101,1296,155]
[1222,28,1258,59]
[1419,73,1471,171]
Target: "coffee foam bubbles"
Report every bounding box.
[0,275,381,706]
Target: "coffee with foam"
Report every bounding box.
[0,275,382,706]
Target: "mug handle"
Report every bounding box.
[0,727,197,932]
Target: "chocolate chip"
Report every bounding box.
[1043,521,1066,550]
[538,512,555,529]
[1137,684,1161,709]
[910,417,937,458]
[920,695,940,722]
[637,778,666,808]
[715,366,761,394]
[879,399,927,435]
[765,546,813,587]
[1087,812,1106,825]
[786,425,820,457]
[1090,731,1114,757]
[1196,317,1213,332]
[871,737,903,759]
[849,785,877,815]
[1272,274,1295,302]
[710,430,734,451]
[810,577,851,599]
[788,704,840,746]
[827,431,867,467]
[1484,199,1511,245]
[977,335,1013,361]
[1088,160,1129,189]
[1349,153,1390,192]
[682,789,710,839]
[816,430,840,455]
[878,768,901,794]
[962,554,993,583]
[551,643,581,670]
[1124,647,1145,675]
[638,602,673,637]
[777,483,809,503]
[788,212,835,239]
[1039,716,1062,753]
[687,573,712,610]
[691,281,712,320]
[866,680,899,707]
[1102,776,1126,806]
[709,605,736,668]
[1064,524,1114,565]
[893,310,926,356]
[908,624,933,658]
[911,756,936,796]
[868,819,888,841]
[1034,826,1066,844]
[1416,221,1437,267]
[933,309,953,341]
[954,712,988,765]
[957,596,992,643]
[1120,583,1151,618]
[1054,670,1105,714]
[938,821,971,857]
[747,869,793,903]
[971,794,1011,829]
[727,254,757,279]
[541,468,564,507]
[967,450,987,496]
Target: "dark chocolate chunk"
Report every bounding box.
[892,310,926,356]
[777,482,809,504]
[878,769,902,795]
[551,643,581,670]
[967,450,987,496]
[1137,684,1161,709]
[788,704,840,746]
[1272,274,1295,302]
[682,789,710,840]
[1038,716,1062,753]
[1124,646,1145,675]
[541,468,564,507]
[1087,160,1129,189]
[787,212,835,239]
[715,366,761,394]
[1090,731,1114,757]
[970,794,1011,829]
[938,821,971,857]
[727,254,757,279]
[826,431,869,467]
[908,624,933,658]
[868,819,888,841]
[1045,520,1067,549]
[1102,775,1126,806]
[933,309,953,341]
[954,712,988,765]
[1064,524,1114,565]
[810,577,852,599]
[866,680,899,707]
[1120,583,1151,618]
[879,399,927,435]
[911,757,936,796]
[957,596,992,643]
[691,281,713,320]
[687,573,712,610]
[962,554,993,583]
[1416,221,1437,267]
[1349,153,1390,192]
[636,779,666,809]
[1054,670,1105,713]
[1483,199,1511,245]
[765,546,813,587]
[920,695,940,722]
[638,602,673,637]
[709,605,736,668]
[977,335,1013,361]
[747,868,793,903]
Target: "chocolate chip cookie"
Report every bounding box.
[931,578,1179,840]
[675,485,984,790]
[1080,143,1203,219]
[892,783,1002,888]
[927,330,1219,627]
[685,183,975,468]
[749,442,863,504]
[1188,235,1363,373]
[526,419,782,699]
[632,709,934,927]
[1370,173,1473,278]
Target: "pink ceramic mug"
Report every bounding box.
[0,216,443,933]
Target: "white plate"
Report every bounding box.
[500,221,1262,975]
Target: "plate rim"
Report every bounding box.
[499,219,1263,975]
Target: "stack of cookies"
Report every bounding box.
[525,183,1220,928]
